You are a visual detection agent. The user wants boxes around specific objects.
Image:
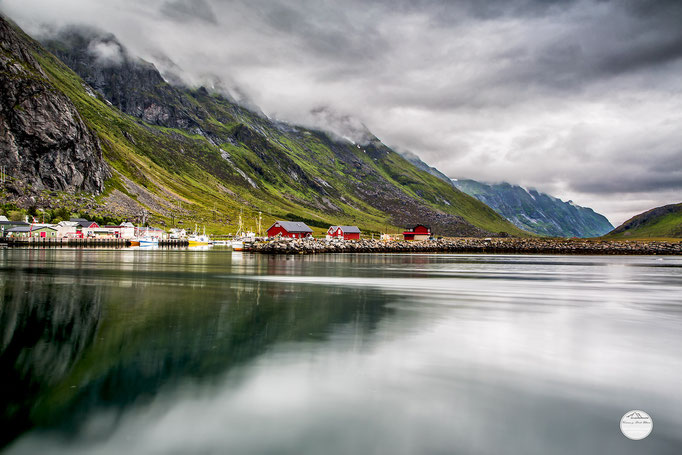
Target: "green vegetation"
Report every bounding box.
[605,203,682,239]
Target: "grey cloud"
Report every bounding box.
[570,172,682,195]
[161,0,217,24]
[87,40,124,66]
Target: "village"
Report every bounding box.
[0,214,434,245]
[1,215,680,255]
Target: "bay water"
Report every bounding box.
[1,248,681,454]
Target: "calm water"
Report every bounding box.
[1,248,681,454]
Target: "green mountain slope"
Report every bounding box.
[605,203,682,239]
[1,16,526,237]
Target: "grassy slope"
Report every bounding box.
[23,24,525,237]
[604,203,682,239]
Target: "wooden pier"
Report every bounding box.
[0,238,189,248]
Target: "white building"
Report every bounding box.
[55,221,79,238]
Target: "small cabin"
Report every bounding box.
[403,224,431,241]
[267,221,313,239]
[326,225,361,241]
[6,225,58,238]
[0,219,29,238]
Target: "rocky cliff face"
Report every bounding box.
[43,28,206,130]
[0,16,109,195]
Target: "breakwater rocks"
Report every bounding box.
[249,237,682,255]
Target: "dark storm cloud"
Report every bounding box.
[572,171,682,195]
[161,0,217,24]
[1,0,681,224]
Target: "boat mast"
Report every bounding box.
[237,209,244,237]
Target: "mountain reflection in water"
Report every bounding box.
[1,249,681,454]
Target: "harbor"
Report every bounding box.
[2,216,680,255]
[1,237,188,247]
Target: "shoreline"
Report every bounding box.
[2,237,681,256]
[249,237,682,255]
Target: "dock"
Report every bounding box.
[1,238,189,248]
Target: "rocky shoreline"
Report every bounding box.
[249,237,682,255]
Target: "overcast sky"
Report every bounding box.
[2,0,681,225]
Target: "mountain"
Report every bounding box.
[0,16,525,237]
[399,150,453,184]
[398,151,613,238]
[451,180,614,238]
[0,19,109,197]
[605,203,682,239]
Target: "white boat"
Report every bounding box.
[138,237,159,247]
[231,211,257,251]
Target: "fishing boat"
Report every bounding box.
[188,225,212,246]
[230,211,258,251]
[138,236,159,247]
[188,234,212,245]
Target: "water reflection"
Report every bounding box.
[0,265,103,447]
[0,250,681,454]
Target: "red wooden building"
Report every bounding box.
[266,221,313,239]
[326,225,361,241]
[403,224,431,241]
[71,218,100,229]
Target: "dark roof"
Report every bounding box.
[70,218,97,227]
[269,221,313,233]
[7,226,31,233]
[0,220,29,226]
[338,225,361,233]
[9,225,57,232]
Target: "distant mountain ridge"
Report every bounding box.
[605,202,682,238]
[451,180,614,238]
[398,152,613,238]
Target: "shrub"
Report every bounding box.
[9,210,24,222]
